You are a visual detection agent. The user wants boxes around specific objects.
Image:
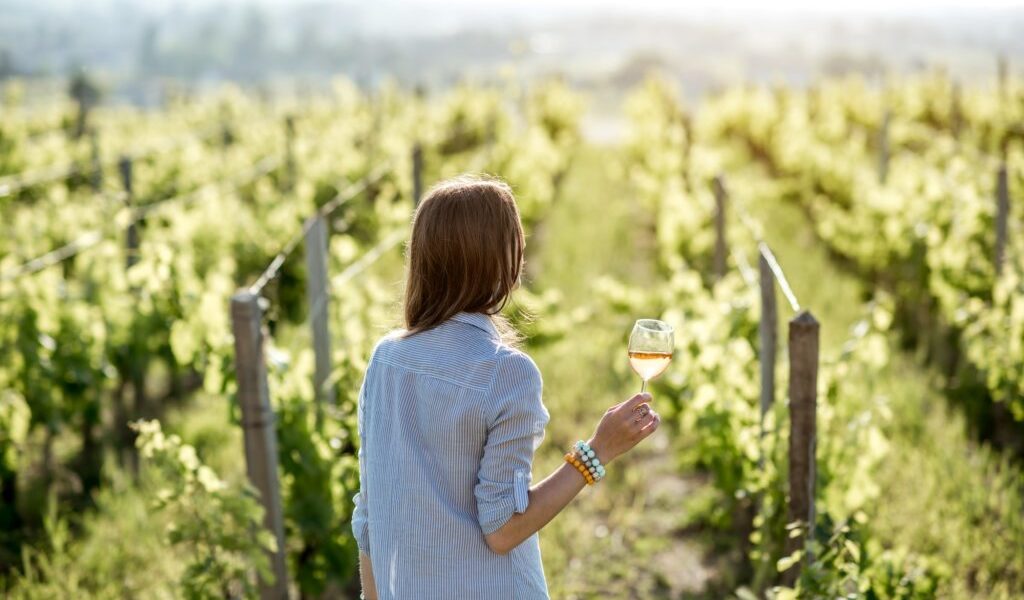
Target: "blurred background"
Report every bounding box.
[5,1,1024,114]
[2,1,1024,599]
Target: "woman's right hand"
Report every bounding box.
[588,392,660,464]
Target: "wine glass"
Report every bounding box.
[628,319,674,393]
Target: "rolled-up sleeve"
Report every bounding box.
[351,360,372,555]
[474,351,550,535]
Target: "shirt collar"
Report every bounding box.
[450,311,501,340]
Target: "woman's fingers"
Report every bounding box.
[630,402,652,422]
[623,392,652,412]
[638,410,660,436]
[592,393,658,463]
[629,404,658,441]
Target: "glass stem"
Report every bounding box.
[640,379,647,394]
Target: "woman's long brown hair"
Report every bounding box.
[403,175,524,341]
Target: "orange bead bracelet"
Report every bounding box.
[564,452,596,485]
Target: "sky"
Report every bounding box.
[17,0,1024,12]
[393,0,1024,8]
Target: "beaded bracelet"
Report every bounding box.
[575,440,607,482]
[564,452,595,484]
[563,440,606,485]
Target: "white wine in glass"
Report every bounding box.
[628,319,674,393]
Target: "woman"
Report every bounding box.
[352,175,660,599]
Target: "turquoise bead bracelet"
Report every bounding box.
[573,440,606,482]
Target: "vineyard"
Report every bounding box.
[0,71,1022,599]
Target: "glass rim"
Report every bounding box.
[634,318,674,333]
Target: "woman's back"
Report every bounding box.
[352,175,661,599]
[352,311,550,599]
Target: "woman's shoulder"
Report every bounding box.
[492,344,542,388]
[487,345,547,422]
[367,328,406,360]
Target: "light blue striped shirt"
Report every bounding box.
[352,311,551,599]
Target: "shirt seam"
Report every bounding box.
[372,356,492,393]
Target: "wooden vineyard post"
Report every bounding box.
[284,115,296,192]
[118,154,145,473]
[995,162,1009,276]
[784,310,819,586]
[119,156,139,270]
[712,175,728,282]
[305,216,334,416]
[878,110,890,185]
[231,291,289,600]
[412,143,424,207]
[758,247,777,435]
[70,73,97,140]
[221,119,234,149]
[89,129,102,192]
